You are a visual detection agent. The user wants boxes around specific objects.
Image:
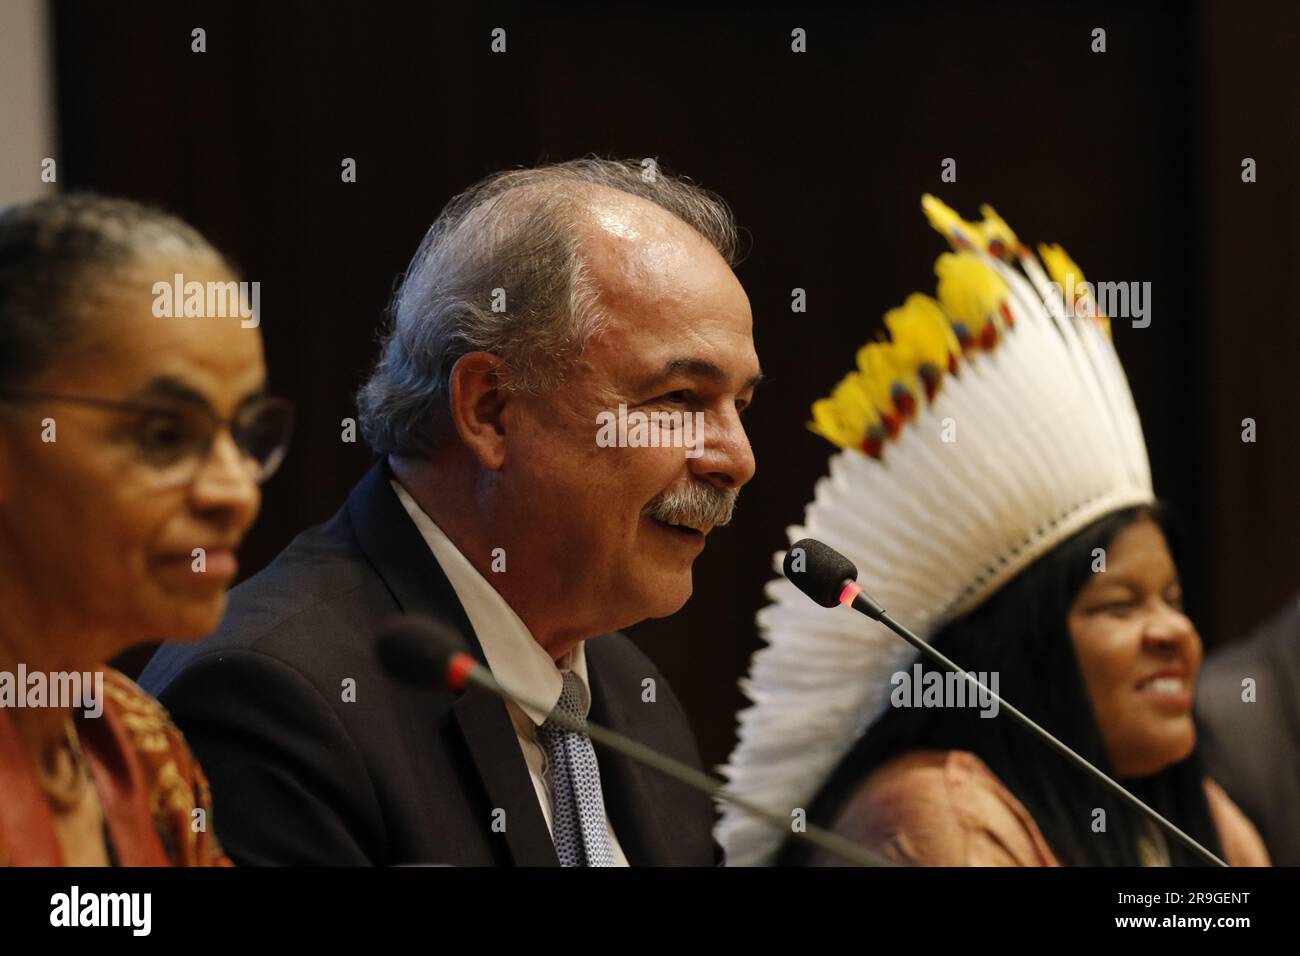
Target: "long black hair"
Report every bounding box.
[780,503,1224,866]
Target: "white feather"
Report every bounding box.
[715,226,1155,866]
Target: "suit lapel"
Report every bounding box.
[347,460,559,866]
[451,685,558,865]
[586,639,680,866]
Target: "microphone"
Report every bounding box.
[377,614,889,867]
[784,538,1228,868]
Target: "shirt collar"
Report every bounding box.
[389,477,588,725]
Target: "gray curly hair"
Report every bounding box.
[0,194,229,397]
[356,157,740,457]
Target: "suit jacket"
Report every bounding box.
[1196,594,1300,866]
[139,461,720,866]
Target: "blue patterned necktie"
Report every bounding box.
[537,670,616,867]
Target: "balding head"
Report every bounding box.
[357,158,739,457]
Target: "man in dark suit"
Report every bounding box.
[1196,592,1300,866]
[141,158,761,866]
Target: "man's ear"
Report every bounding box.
[448,351,511,470]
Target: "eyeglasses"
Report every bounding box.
[0,388,295,487]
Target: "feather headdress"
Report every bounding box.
[715,196,1154,866]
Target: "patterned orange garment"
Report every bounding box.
[814,749,1271,867]
[0,669,231,866]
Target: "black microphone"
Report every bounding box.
[783,539,883,617]
[377,614,889,867]
[784,537,1228,868]
[377,615,473,684]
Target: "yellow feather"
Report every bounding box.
[978,203,1020,257]
[934,252,1008,334]
[921,194,986,252]
[885,293,959,371]
[855,342,908,412]
[1038,242,1112,339]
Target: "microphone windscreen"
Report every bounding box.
[783,538,859,607]
[376,615,469,688]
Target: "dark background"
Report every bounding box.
[51,0,1299,773]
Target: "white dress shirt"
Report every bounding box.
[391,479,629,865]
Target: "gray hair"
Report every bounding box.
[0,194,229,397]
[356,157,740,457]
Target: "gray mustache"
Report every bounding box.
[643,481,738,529]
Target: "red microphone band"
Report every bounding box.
[446,652,476,691]
[838,580,863,607]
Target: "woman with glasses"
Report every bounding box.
[0,195,293,865]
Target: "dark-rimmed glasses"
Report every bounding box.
[0,389,294,487]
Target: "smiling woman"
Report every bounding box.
[719,197,1272,868]
[0,194,292,866]
[786,505,1268,867]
